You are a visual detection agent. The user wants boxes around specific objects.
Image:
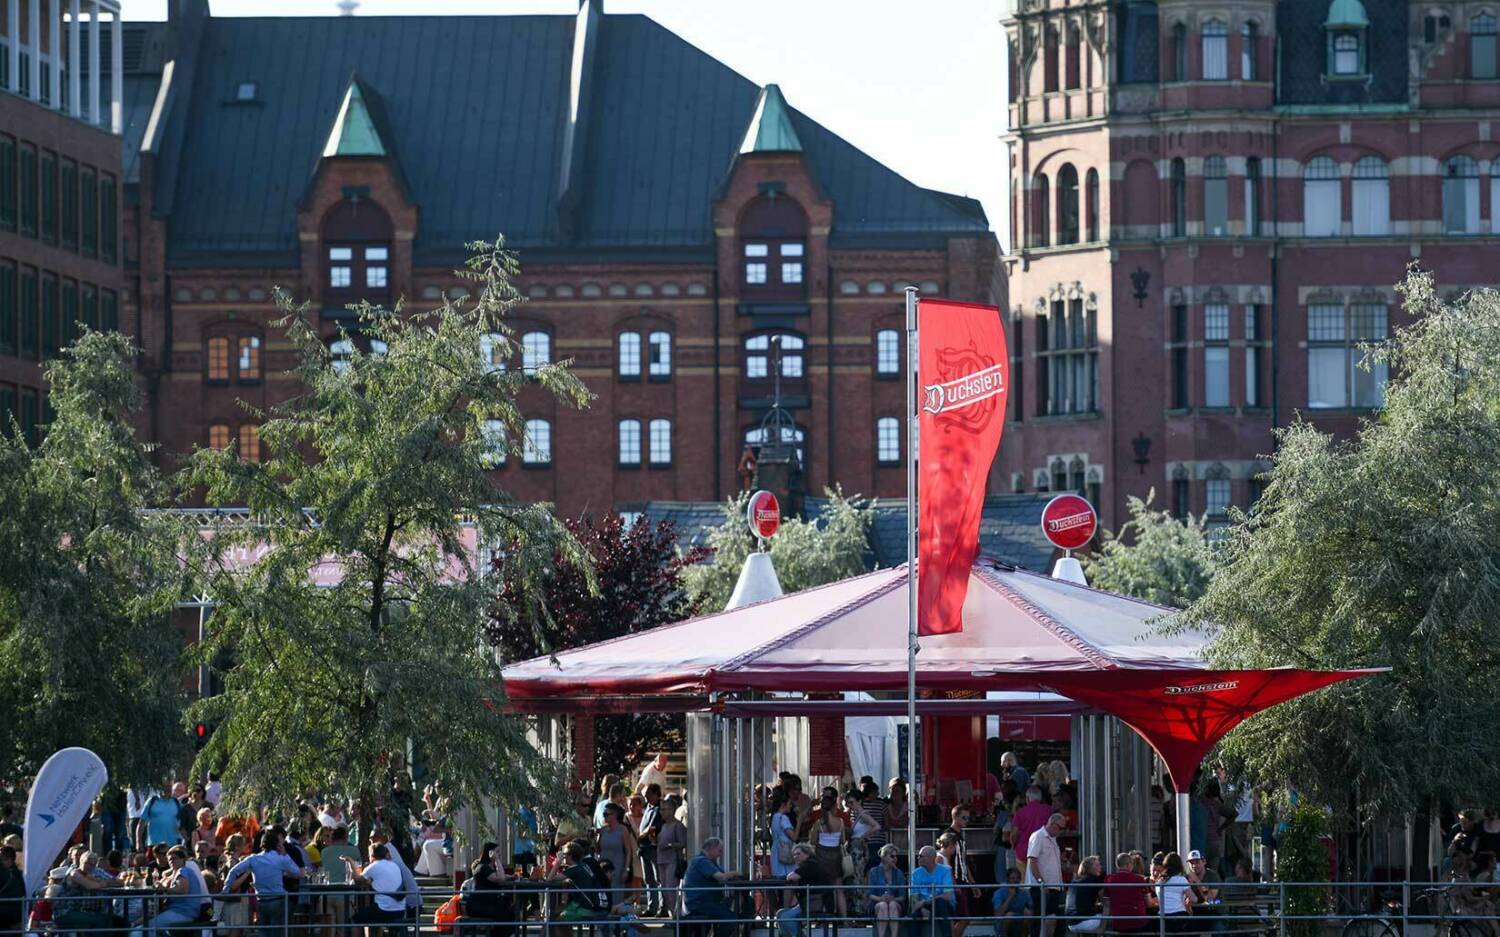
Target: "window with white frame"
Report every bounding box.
[648,418,672,465]
[368,338,388,358]
[364,246,389,288]
[876,416,900,465]
[618,418,641,465]
[480,333,508,374]
[1205,477,1231,518]
[328,247,353,288]
[745,424,805,464]
[1202,19,1229,79]
[523,418,552,465]
[875,329,900,376]
[521,331,551,371]
[1303,157,1342,237]
[1331,32,1362,75]
[480,419,507,468]
[1475,14,1498,78]
[744,243,769,284]
[1242,21,1259,79]
[1351,156,1389,235]
[1444,156,1481,234]
[330,338,355,374]
[618,331,642,378]
[780,243,804,285]
[1037,297,1099,415]
[648,331,672,379]
[1307,302,1388,409]
[1203,303,1231,407]
[1203,156,1229,237]
[743,332,804,381]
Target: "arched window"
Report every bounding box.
[1057,164,1080,245]
[1445,156,1481,233]
[480,419,507,468]
[1008,39,1021,102]
[739,196,808,299]
[876,416,900,465]
[1065,24,1082,89]
[480,333,508,374]
[1170,158,1187,236]
[1474,14,1498,78]
[208,424,231,451]
[1245,157,1262,235]
[321,199,393,301]
[875,329,901,376]
[1044,26,1060,92]
[647,331,672,379]
[743,332,805,385]
[1172,22,1188,80]
[1331,33,1362,75]
[648,418,672,466]
[206,336,230,383]
[237,336,261,381]
[1085,168,1100,241]
[1303,156,1342,237]
[330,338,355,374]
[1242,21,1260,79]
[522,418,552,466]
[521,331,551,370]
[1034,173,1050,247]
[744,423,806,464]
[237,424,261,463]
[1202,19,1228,79]
[1351,156,1390,235]
[1203,156,1228,236]
[618,331,641,379]
[618,419,641,466]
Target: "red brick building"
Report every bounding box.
[1002,0,1500,529]
[0,0,126,441]
[111,0,999,517]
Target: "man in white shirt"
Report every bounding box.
[636,753,670,795]
[369,829,421,915]
[1025,813,1067,937]
[346,844,406,937]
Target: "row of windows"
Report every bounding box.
[1170,304,1268,410]
[617,418,673,466]
[0,135,118,263]
[207,423,262,462]
[0,261,119,360]
[0,383,45,444]
[1167,19,1262,82]
[1030,164,1103,247]
[477,418,554,467]
[207,335,262,383]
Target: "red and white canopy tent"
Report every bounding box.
[503,556,1379,854]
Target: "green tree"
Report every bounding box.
[1083,491,1216,608]
[1274,801,1333,936]
[489,513,710,780]
[683,488,873,610]
[182,242,589,823]
[0,332,190,784]
[1183,268,1500,823]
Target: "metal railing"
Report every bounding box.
[7,878,1499,937]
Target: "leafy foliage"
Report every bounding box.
[180,242,588,822]
[1183,268,1500,820]
[0,333,191,784]
[1083,490,1216,608]
[1275,801,1333,936]
[683,488,873,611]
[489,513,709,780]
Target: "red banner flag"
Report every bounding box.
[917,299,1009,636]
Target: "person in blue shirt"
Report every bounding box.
[682,837,744,937]
[908,845,954,937]
[151,846,208,937]
[993,867,1032,937]
[223,831,305,936]
[141,791,185,846]
[866,844,907,937]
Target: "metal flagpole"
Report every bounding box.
[904,285,919,861]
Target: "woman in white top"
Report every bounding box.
[1158,852,1196,933]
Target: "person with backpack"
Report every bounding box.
[548,840,613,923]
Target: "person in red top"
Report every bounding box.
[1103,851,1153,932]
[1011,787,1053,867]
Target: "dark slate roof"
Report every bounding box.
[629,492,1056,574]
[1276,0,1409,108]
[122,10,990,266]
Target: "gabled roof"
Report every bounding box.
[738,84,802,154]
[121,10,991,267]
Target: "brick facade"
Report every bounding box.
[1002,0,1500,529]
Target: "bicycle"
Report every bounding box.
[1338,885,1494,937]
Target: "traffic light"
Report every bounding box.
[193,722,210,749]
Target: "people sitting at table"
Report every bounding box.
[682,836,743,937]
[461,842,515,937]
[779,842,831,935]
[1104,851,1154,934]
[345,843,407,937]
[548,839,613,924]
[909,845,955,937]
[151,845,210,937]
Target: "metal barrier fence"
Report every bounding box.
[6,879,1500,937]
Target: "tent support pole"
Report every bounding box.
[1175,790,1191,857]
[904,285,919,859]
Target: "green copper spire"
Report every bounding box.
[738,84,803,154]
[323,77,387,158]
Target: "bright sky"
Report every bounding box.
[124,0,1010,249]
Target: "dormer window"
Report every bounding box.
[1324,0,1369,76]
[321,198,394,302]
[738,195,808,300]
[235,81,258,102]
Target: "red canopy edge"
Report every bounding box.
[1039,667,1387,787]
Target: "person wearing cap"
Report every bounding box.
[1186,850,1223,934]
[222,830,306,937]
[152,846,210,937]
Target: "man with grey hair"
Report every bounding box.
[1024,813,1067,937]
[682,837,743,936]
[908,845,954,937]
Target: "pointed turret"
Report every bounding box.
[322,74,394,158]
[738,83,803,155]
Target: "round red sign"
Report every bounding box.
[1041,494,1097,551]
[747,490,781,540]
